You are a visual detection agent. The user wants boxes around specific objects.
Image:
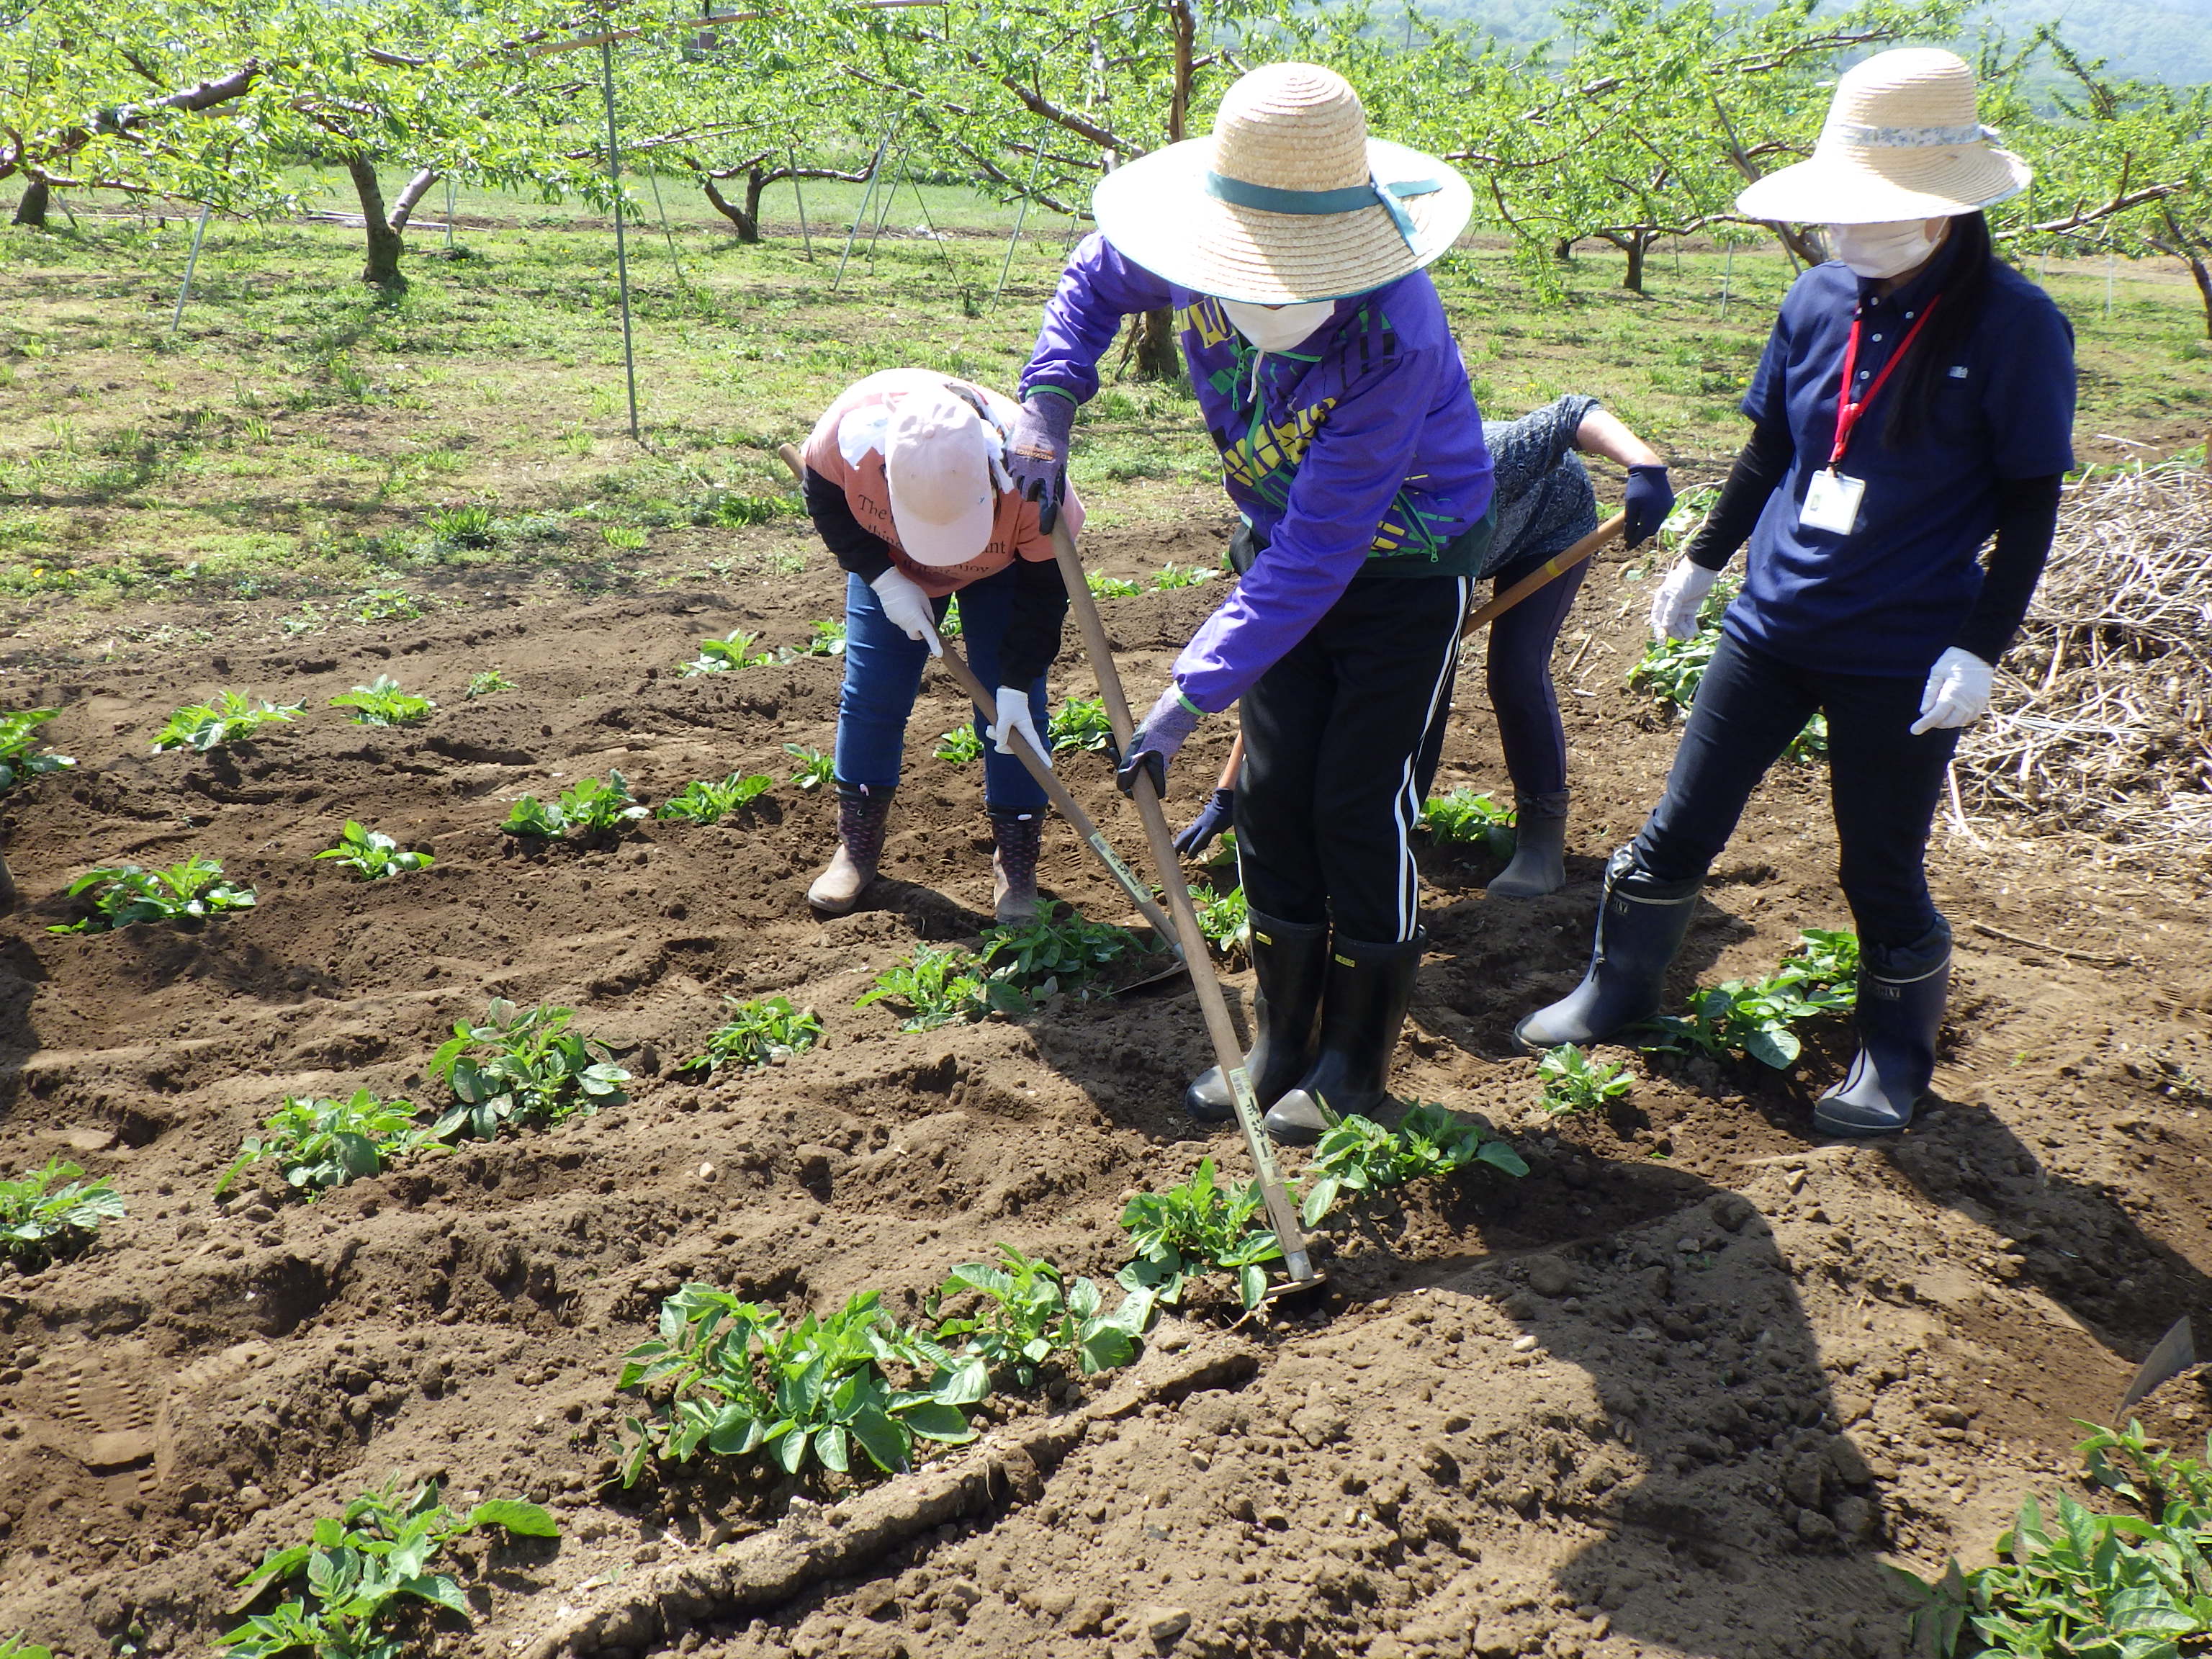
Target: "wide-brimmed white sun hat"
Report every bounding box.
[1737,48,2031,225]
[884,387,997,567]
[1090,62,1473,305]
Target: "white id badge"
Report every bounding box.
[1799,468,1865,535]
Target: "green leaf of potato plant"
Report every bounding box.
[678,996,822,1076]
[0,709,73,794]
[682,629,776,676]
[50,855,256,934]
[1118,1157,1283,1310]
[428,1000,629,1141]
[501,770,648,839]
[1419,789,1517,859]
[1537,1043,1632,1115]
[617,1287,984,1488]
[0,1157,125,1269]
[1638,940,1858,1071]
[930,1244,1154,1388]
[784,745,835,791]
[151,691,303,752]
[217,1089,445,1201]
[933,724,984,765]
[656,772,773,824]
[1047,697,1115,754]
[315,821,434,880]
[328,674,434,727]
[219,1479,554,1659]
[1299,1103,1527,1228]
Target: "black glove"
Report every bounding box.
[1622,464,1676,547]
[1173,788,1236,857]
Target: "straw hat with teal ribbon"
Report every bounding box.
[1091,62,1474,305]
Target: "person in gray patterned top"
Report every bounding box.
[1177,395,1673,899]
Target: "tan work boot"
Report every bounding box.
[806,783,894,915]
[989,809,1044,926]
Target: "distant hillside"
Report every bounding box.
[1411,0,2212,84]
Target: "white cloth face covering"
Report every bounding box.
[1825,219,1944,279]
[1220,297,1337,351]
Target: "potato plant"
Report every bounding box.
[1640,937,1858,1069]
[678,996,822,1076]
[1189,882,1249,956]
[329,674,434,727]
[857,943,994,1032]
[1301,1103,1529,1226]
[931,1244,1154,1388]
[1421,789,1516,858]
[784,743,835,791]
[1537,1043,1632,1114]
[1629,573,1828,761]
[0,709,73,794]
[151,691,303,752]
[656,773,773,824]
[976,903,1149,1003]
[220,1480,555,1659]
[1151,561,1217,590]
[934,724,984,765]
[464,669,515,698]
[801,619,848,656]
[217,1090,444,1201]
[1120,1158,1285,1310]
[0,1635,52,1658]
[50,856,256,933]
[355,588,426,622]
[617,1287,985,1486]
[315,822,434,880]
[683,629,775,676]
[1086,570,1143,599]
[1049,697,1116,754]
[501,772,647,838]
[0,1158,125,1270]
[429,1000,630,1140]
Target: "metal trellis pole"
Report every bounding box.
[600,38,641,441]
[833,126,897,291]
[788,139,814,262]
[169,202,212,336]
[866,142,911,269]
[1719,242,1733,321]
[444,177,455,251]
[992,126,1050,310]
[647,164,686,289]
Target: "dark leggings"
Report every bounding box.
[1413,549,1589,802]
[1632,632,1959,949]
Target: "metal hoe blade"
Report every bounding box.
[2118,1315,2195,1417]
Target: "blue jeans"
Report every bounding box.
[835,565,1050,812]
[1631,632,1960,949]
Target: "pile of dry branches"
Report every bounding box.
[1953,459,2212,873]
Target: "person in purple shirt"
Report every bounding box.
[1516,50,2075,1138]
[1004,62,1495,1145]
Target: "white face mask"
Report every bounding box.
[1825,220,1943,280]
[1220,297,1336,352]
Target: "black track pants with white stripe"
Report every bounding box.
[1234,568,1470,945]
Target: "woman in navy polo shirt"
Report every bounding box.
[1516,48,2074,1136]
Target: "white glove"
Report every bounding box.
[868,567,941,657]
[1650,559,1720,642]
[1910,647,1994,734]
[988,686,1050,764]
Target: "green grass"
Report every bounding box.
[0,180,2203,643]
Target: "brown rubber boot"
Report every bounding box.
[989,809,1044,926]
[806,783,894,915]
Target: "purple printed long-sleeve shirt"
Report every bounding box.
[1020,233,1493,712]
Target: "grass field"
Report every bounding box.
[3,171,2208,634]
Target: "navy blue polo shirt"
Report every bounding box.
[1729,240,2076,677]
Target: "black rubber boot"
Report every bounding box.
[1488,791,1570,898]
[1263,930,1426,1146]
[1513,846,1701,1051]
[1184,910,1328,1125]
[1814,922,1951,1138]
[988,809,1045,926]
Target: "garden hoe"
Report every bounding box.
[775,444,1190,989]
[1048,518,1324,1298]
[1200,512,1630,794]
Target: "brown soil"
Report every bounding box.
[3,513,2209,1659]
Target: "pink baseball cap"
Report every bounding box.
[885,387,999,567]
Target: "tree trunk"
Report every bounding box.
[2188,253,2212,340]
[1622,234,1647,293]
[1131,306,1180,382]
[345,157,407,292]
[12,180,49,228]
[701,176,760,243]
[1552,235,1575,264]
[1166,0,1195,143]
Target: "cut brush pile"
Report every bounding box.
[1952,459,2212,874]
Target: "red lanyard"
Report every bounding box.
[1830,297,1941,467]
